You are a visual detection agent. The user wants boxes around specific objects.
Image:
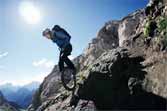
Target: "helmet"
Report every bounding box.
[42,28,51,36]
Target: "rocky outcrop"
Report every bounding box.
[118,9,145,47]
[76,47,166,110]
[0,91,18,111]
[29,0,167,110]
[82,21,120,67]
[40,65,62,102]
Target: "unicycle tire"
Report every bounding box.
[61,67,76,91]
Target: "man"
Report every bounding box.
[42,25,75,72]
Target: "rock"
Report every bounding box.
[118,10,145,47]
[40,65,62,102]
[76,47,166,110]
[164,5,167,16]
[82,20,120,68]
[74,100,96,111]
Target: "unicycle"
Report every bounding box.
[61,66,76,91]
[59,45,76,91]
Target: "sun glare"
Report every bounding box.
[19,1,41,24]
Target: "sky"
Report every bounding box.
[0,0,149,86]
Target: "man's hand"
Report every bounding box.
[58,47,61,51]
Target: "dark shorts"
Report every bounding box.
[60,43,72,56]
[59,43,74,71]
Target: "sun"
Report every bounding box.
[19,1,41,24]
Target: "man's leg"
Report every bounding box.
[62,54,75,70]
[58,51,64,72]
[62,44,75,70]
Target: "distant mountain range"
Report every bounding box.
[0,91,18,111]
[0,81,40,109]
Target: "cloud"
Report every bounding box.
[0,69,49,86]
[0,52,8,70]
[0,52,9,59]
[32,58,55,68]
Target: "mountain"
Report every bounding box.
[23,82,40,91]
[29,0,167,110]
[0,91,18,111]
[0,83,20,92]
[0,82,40,109]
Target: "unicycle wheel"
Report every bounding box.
[61,67,76,91]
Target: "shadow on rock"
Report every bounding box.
[74,48,166,110]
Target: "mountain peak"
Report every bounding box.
[23,81,40,91]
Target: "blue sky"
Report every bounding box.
[0,0,148,85]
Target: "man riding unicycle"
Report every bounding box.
[42,25,76,91]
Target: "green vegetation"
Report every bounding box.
[76,72,87,84]
[144,21,152,37]
[144,18,158,38]
[157,17,167,46]
[143,16,167,49]
[158,17,167,32]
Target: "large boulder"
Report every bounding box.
[77,47,166,110]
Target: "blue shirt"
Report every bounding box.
[51,30,70,48]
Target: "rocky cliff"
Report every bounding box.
[0,91,19,111]
[28,0,167,110]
